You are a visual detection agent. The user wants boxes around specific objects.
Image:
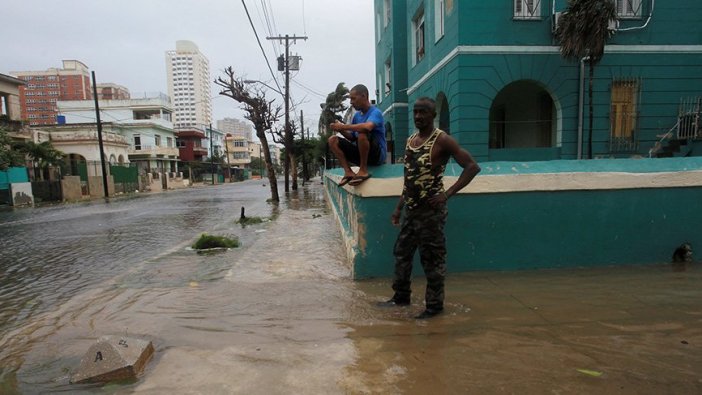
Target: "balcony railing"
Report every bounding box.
[128,145,180,156]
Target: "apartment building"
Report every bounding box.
[217,117,254,140]
[165,40,212,129]
[376,0,702,160]
[11,60,92,126]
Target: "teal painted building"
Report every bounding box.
[375,0,702,162]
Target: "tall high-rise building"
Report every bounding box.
[165,40,212,129]
[11,60,92,126]
[216,117,253,140]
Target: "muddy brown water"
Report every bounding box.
[1,179,701,394]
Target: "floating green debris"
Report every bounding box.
[236,216,266,226]
[192,234,239,250]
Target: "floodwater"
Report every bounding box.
[2,179,701,394]
[0,179,359,394]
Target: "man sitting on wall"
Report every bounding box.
[328,84,386,186]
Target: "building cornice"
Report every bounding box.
[408,45,702,95]
[381,102,409,116]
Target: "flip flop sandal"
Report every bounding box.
[349,174,372,186]
[338,175,354,186]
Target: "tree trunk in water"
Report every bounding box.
[283,151,289,192]
[257,133,279,202]
[588,59,594,159]
[290,153,298,190]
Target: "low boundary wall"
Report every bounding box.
[324,158,702,279]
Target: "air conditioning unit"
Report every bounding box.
[552,11,563,34]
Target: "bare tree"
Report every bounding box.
[268,119,299,191]
[215,67,282,202]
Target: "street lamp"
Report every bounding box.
[243,80,283,96]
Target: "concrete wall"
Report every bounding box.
[88,176,115,198]
[61,176,83,201]
[326,157,702,279]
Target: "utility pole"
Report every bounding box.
[224,135,231,182]
[209,123,214,185]
[300,109,306,185]
[267,34,307,192]
[91,71,109,199]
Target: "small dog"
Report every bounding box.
[672,243,693,271]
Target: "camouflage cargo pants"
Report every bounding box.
[392,203,448,310]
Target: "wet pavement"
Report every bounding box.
[1,179,701,394]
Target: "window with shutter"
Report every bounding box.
[514,0,541,19]
[615,0,642,18]
[610,79,640,152]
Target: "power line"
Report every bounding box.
[240,0,283,94]
[302,0,307,35]
[291,79,326,98]
[257,0,280,58]
[266,0,279,37]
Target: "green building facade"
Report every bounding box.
[375,0,702,162]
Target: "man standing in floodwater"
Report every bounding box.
[380,97,481,319]
[328,84,386,187]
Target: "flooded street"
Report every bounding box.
[0,179,359,394]
[2,179,702,394]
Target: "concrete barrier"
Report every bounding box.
[71,336,154,384]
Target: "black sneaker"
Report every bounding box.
[414,308,443,319]
[376,298,410,307]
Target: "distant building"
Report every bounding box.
[173,124,208,162]
[11,60,92,126]
[206,126,225,159]
[0,73,32,143]
[0,73,25,122]
[165,40,212,129]
[225,134,251,168]
[55,93,179,174]
[96,83,130,100]
[216,117,253,140]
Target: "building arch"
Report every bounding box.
[118,154,125,164]
[489,80,560,150]
[109,154,117,164]
[385,122,395,163]
[435,92,450,134]
[64,153,87,178]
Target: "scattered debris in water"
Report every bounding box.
[192,234,239,250]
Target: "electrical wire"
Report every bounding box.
[302,0,307,35]
[291,79,326,98]
[240,0,283,94]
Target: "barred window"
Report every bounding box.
[514,0,541,19]
[610,79,640,151]
[614,0,642,19]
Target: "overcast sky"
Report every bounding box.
[2,0,375,136]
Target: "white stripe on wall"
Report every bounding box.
[331,170,702,197]
[381,102,409,116]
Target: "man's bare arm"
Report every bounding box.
[443,135,481,198]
